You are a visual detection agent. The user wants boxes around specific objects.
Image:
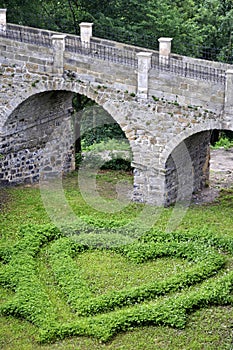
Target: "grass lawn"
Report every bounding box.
[1,170,233,349]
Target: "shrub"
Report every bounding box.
[100,158,132,171]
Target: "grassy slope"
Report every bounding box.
[1,171,233,350]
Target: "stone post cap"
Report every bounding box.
[158,37,173,43]
[79,23,93,44]
[51,34,67,40]
[79,22,93,28]
[136,52,153,58]
[0,8,7,24]
[226,69,233,74]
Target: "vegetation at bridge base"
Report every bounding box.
[2,0,233,63]
[1,176,233,348]
[211,130,233,149]
[71,94,133,171]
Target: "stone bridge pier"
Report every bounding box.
[129,127,213,207]
[0,90,75,185]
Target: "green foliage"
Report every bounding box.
[70,232,135,248]
[1,221,233,344]
[83,139,130,152]
[47,237,91,307]
[2,182,233,348]
[75,103,126,151]
[71,96,131,171]
[81,139,132,171]
[100,158,132,171]
[211,137,233,149]
[1,223,60,262]
[0,224,61,329]
[74,245,225,316]
[39,271,233,343]
[81,124,127,150]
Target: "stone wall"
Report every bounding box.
[0,35,53,74]
[148,70,225,113]
[0,27,227,114]
[64,51,137,94]
[0,91,74,185]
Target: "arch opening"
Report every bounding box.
[0,90,133,190]
[165,129,233,206]
[0,90,75,185]
[71,94,133,173]
[165,131,211,206]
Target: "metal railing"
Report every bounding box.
[95,26,233,65]
[0,24,52,47]
[65,36,138,67]
[5,14,231,64]
[152,55,226,84]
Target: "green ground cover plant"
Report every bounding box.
[1,171,233,349]
[0,223,230,343]
[82,139,131,153]
[211,137,233,149]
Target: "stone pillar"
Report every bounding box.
[52,34,66,74]
[133,166,165,205]
[158,37,173,64]
[79,22,93,46]
[224,69,233,121]
[0,9,7,33]
[136,52,152,99]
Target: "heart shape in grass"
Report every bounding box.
[0,224,230,344]
[48,238,225,316]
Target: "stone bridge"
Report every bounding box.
[0,9,233,206]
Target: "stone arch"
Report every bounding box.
[2,78,137,152]
[160,121,223,167]
[0,78,137,186]
[162,121,233,206]
[2,79,122,126]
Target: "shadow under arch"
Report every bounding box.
[2,79,132,134]
[71,93,132,171]
[1,80,135,186]
[161,123,233,207]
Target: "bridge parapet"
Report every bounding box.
[0,19,231,116]
[0,17,228,84]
